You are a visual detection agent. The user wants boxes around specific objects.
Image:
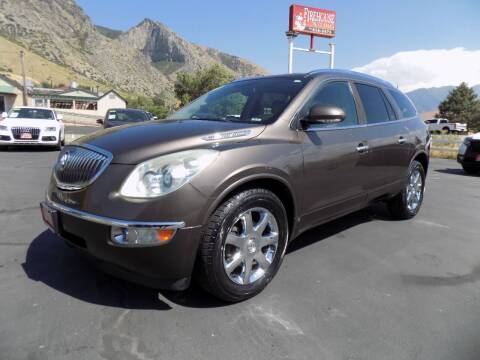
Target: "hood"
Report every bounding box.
[471,132,480,140]
[1,118,59,128]
[74,119,265,164]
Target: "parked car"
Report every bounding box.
[40,69,429,302]
[97,108,156,128]
[457,132,480,174]
[425,118,467,133]
[0,107,65,150]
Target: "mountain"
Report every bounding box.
[0,0,266,97]
[94,25,123,40]
[406,85,480,113]
[118,19,265,77]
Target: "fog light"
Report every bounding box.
[110,226,176,247]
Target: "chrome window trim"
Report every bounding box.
[302,116,416,132]
[54,144,113,191]
[45,198,186,229]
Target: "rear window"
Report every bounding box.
[387,89,417,118]
[106,109,148,122]
[355,83,390,124]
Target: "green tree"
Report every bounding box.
[436,82,480,130]
[126,92,174,119]
[174,64,235,106]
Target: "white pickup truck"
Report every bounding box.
[424,118,467,133]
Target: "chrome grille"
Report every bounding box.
[54,146,112,190]
[11,127,40,140]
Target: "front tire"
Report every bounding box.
[197,189,288,302]
[54,136,62,151]
[387,160,425,219]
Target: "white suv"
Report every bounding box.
[0,107,65,150]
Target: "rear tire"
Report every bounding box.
[196,188,288,302]
[387,160,425,220]
[462,165,479,174]
[442,127,450,134]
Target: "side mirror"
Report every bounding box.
[96,118,104,125]
[303,105,346,126]
[56,113,63,121]
[1,112,7,118]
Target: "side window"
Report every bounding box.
[440,119,448,124]
[355,83,390,124]
[387,89,417,118]
[381,91,397,120]
[301,81,358,128]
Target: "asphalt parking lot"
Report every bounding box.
[0,150,479,360]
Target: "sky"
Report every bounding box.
[77,0,480,91]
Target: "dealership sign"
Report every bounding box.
[289,4,336,38]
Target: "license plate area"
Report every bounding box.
[40,202,59,233]
[20,133,32,139]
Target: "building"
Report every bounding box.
[29,88,127,119]
[0,75,25,113]
[0,74,127,122]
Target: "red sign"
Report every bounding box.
[289,4,336,38]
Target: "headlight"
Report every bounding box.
[120,149,219,198]
[44,127,57,132]
[0,125,8,131]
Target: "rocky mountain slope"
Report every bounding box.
[0,0,265,96]
[118,19,265,77]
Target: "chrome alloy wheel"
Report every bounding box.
[406,167,423,211]
[222,207,279,285]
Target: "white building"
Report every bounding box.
[0,74,127,123]
[30,88,127,120]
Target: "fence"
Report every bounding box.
[431,135,465,159]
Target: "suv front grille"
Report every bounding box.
[54,146,112,190]
[11,127,40,140]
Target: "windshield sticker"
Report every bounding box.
[108,113,116,120]
[9,112,19,118]
[251,117,262,122]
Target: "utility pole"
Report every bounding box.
[19,50,28,106]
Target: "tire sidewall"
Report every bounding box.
[212,191,288,300]
[402,160,425,217]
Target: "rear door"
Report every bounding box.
[354,83,412,198]
[297,80,368,228]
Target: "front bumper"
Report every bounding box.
[0,133,59,145]
[40,200,202,290]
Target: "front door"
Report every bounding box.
[297,80,368,230]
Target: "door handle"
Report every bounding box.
[356,143,369,153]
[398,136,406,144]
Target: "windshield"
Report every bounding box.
[8,108,54,120]
[106,109,148,122]
[168,77,310,124]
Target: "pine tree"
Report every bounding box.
[437,82,480,130]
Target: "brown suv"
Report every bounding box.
[40,69,430,302]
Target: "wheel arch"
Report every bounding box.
[413,151,429,174]
[203,174,297,241]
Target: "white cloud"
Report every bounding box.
[352,48,480,92]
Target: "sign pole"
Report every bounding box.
[329,43,335,69]
[286,31,297,74]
